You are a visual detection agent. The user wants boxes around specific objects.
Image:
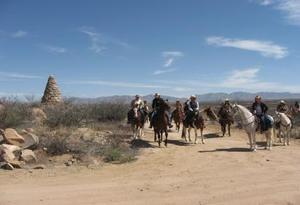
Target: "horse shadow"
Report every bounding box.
[198,147,252,153]
[130,139,156,149]
[167,139,190,146]
[203,133,221,139]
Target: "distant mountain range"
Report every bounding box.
[67,92,300,104]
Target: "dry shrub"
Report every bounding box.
[43,102,128,128]
[0,99,34,129]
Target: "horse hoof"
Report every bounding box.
[202,141,205,144]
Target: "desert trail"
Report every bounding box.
[1,124,300,205]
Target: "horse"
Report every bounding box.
[130,107,146,140]
[275,111,292,146]
[232,104,274,151]
[182,110,206,144]
[218,106,234,137]
[152,101,170,147]
[171,107,184,132]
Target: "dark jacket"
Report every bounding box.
[152,98,165,110]
[251,102,268,115]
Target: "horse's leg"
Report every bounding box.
[200,127,205,144]
[228,124,231,137]
[157,131,161,147]
[182,126,186,140]
[132,124,136,140]
[194,127,198,144]
[154,130,157,142]
[252,130,257,151]
[165,130,168,147]
[188,127,192,142]
[287,128,291,146]
[247,131,253,151]
[221,124,225,137]
[283,128,287,146]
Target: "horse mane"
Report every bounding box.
[277,112,291,125]
[236,104,253,118]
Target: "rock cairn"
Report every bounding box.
[41,75,62,104]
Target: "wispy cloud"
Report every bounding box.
[0,71,42,79]
[277,0,300,25]
[42,45,67,54]
[206,36,288,59]
[67,80,168,89]
[161,51,184,67]
[253,0,300,26]
[11,30,28,38]
[153,68,177,75]
[253,0,274,6]
[79,26,131,54]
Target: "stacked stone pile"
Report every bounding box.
[41,75,62,104]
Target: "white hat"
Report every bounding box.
[280,100,286,104]
[190,95,196,99]
[154,93,160,97]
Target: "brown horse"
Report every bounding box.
[218,106,234,137]
[130,108,146,140]
[172,108,184,132]
[152,101,170,147]
[182,111,205,144]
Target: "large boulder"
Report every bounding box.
[20,130,39,150]
[21,149,37,163]
[0,144,22,168]
[3,128,25,146]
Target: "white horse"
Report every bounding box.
[275,111,292,146]
[232,104,274,151]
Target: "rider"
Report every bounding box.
[218,99,233,119]
[276,100,289,113]
[149,93,173,129]
[251,96,269,132]
[185,95,200,124]
[127,95,144,123]
[295,101,300,112]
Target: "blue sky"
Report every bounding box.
[0,0,300,98]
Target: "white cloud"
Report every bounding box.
[153,68,177,75]
[206,36,288,59]
[42,45,67,54]
[163,58,174,67]
[253,0,300,26]
[0,72,42,79]
[254,0,274,6]
[67,80,168,89]
[11,30,28,38]
[79,26,131,54]
[161,51,184,67]
[277,0,300,25]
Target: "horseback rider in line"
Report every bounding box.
[171,100,183,122]
[277,100,293,128]
[149,93,173,129]
[295,101,300,112]
[251,96,269,132]
[185,95,200,124]
[127,95,144,124]
[218,99,233,121]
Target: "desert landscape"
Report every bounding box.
[2,1,300,204]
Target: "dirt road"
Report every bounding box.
[1,125,300,205]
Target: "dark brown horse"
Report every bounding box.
[152,101,170,147]
[218,106,234,137]
[172,108,184,132]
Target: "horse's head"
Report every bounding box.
[204,107,218,121]
[133,107,139,118]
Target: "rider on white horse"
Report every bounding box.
[251,96,269,132]
[127,95,144,123]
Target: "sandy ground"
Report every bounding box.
[1,124,300,205]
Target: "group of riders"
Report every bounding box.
[127,93,300,132]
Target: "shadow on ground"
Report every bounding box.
[130,139,157,149]
[204,133,221,139]
[199,147,252,153]
[167,139,190,146]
